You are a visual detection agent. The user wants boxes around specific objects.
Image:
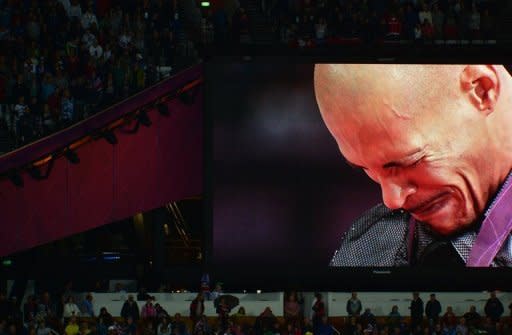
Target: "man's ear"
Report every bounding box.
[460,65,500,115]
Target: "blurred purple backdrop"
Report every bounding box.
[211,63,382,266]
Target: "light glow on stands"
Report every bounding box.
[201,2,210,7]
[0,76,203,186]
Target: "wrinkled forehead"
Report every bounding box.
[314,64,439,162]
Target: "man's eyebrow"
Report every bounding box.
[382,148,424,169]
[344,148,424,170]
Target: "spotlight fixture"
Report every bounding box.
[179,89,196,105]
[28,165,42,180]
[103,130,118,145]
[7,169,23,187]
[158,103,169,116]
[64,149,80,164]
[137,110,152,127]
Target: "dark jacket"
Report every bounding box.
[189,298,204,319]
[329,204,466,267]
[426,300,442,319]
[410,298,424,319]
[121,301,140,321]
[485,298,504,321]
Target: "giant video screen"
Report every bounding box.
[208,61,512,289]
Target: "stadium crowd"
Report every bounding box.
[1,287,512,335]
[197,0,498,48]
[0,0,501,154]
[0,0,187,153]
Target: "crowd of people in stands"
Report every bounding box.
[197,0,498,48]
[2,285,512,335]
[340,292,512,335]
[275,0,498,47]
[0,0,186,153]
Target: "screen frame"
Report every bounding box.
[204,49,512,291]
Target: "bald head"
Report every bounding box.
[313,64,512,235]
[314,64,466,121]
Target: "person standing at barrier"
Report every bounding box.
[426,294,442,329]
[410,293,424,331]
[347,293,362,318]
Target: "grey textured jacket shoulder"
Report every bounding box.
[330,204,412,267]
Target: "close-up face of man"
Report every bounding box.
[314,64,512,236]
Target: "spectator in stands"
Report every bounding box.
[0,118,12,154]
[80,321,91,335]
[0,292,7,320]
[302,317,314,335]
[480,8,495,40]
[347,292,362,317]
[142,321,155,335]
[121,295,140,322]
[12,74,29,105]
[419,3,432,25]
[284,292,300,327]
[60,89,75,127]
[38,292,56,320]
[158,317,171,335]
[442,306,457,330]
[414,23,422,42]
[120,317,136,335]
[98,315,108,335]
[190,293,205,324]
[65,316,79,335]
[485,292,504,322]
[99,307,113,327]
[24,295,38,324]
[141,297,157,320]
[403,3,419,40]
[82,293,94,317]
[172,313,188,335]
[361,308,377,329]
[312,293,325,332]
[155,304,170,320]
[387,306,401,330]
[193,315,210,335]
[13,94,27,136]
[35,319,57,335]
[89,40,103,60]
[314,17,327,45]
[455,318,468,335]
[210,283,223,301]
[355,323,364,335]
[426,294,442,328]
[255,308,278,335]
[344,317,357,335]
[19,103,41,144]
[410,293,424,331]
[63,296,80,319]
[431,3,445,39]
[482,317,497,335]
[216,297,231,332]
[420,16,434,40]
[81,5,98,30]
[316,317,333,335]
[463,305,481,329]
[469,5,481,40]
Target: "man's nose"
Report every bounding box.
[380,177,416,210]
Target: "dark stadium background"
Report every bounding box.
[210,62,381,267]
